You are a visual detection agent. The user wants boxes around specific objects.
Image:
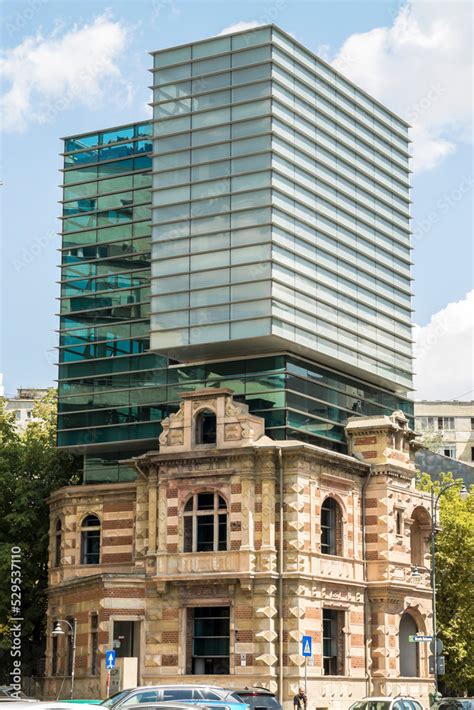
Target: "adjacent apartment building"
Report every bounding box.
[4,387,49,430]
[414,400,474,466]
[47,24,429,708]
[58,24,413,484]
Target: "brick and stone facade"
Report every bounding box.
[44,389,433,708]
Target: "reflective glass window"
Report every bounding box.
[232,27,271,49]
[232,46,271,67]
[192,124,231,147]
[98,159,133,176]
[154,63,192,84]
[192,107,231,129]
[232,64,271,85]
[193,36,231,59]
[192,72,230,94]
[64,183,97,201]
[154,98,191,119]
[102,126,134,144]
[154,45,191,68]
[193,90,231,111]
[98,175,133,194]
[155,81,192,102]
[65,134,99,152]
[155,133,191,154]
[192,54,231,75]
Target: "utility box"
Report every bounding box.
[119,657,138,688]
[102,657,138,698]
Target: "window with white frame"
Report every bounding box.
[183,492,228,553]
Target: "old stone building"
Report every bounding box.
[44,388,434,708]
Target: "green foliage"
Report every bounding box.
[417,472,474,695]
[0,390,80,682]
[418,429,444,453]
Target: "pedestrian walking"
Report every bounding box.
[293,688,307,710]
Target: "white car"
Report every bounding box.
[0,704,100,710]
[349,698,425,710]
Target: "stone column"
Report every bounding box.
[157,480,168,552]
[148,471,158,554]
[241,476,255,550]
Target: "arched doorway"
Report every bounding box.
[399,612,419,676]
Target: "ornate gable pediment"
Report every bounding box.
[158,388,265,453]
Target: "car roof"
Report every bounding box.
[123,705,212,710]
[230,690,275,696]
[121,689,231,693]
[354,699,416,702]
[0,705,99,709]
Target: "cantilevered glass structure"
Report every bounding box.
[57,25,414,483]
[149,25,413,393]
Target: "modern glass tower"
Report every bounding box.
[58,25,413,482]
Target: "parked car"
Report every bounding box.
[349,697,424,710]
[0,690,35,702]
[225,688,282,710]
[436,700,474,710]
[125,703,245,710]
[101,687,247,709]
[0,704,99,710]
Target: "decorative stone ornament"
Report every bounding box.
[158,387,265,453]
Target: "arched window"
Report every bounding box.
[321,497,343,556]
[195,409,217,445]
[399,612,419,676]
[54,518,62,567]
[80,514,101,565]
[183,492,227,553]
[410,506,430,568]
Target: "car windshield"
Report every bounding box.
[350,703,392,710]
[101,690,133,708]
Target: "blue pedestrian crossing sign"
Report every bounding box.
[105,650,116,670]
[302,635,312,657]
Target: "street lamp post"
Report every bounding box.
[52,618,77,699]
[429,481,467,697]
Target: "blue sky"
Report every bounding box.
[1,0,473,399]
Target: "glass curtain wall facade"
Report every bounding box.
[58,122,159,479]
[58,26,414,483]
[150,25,413,393]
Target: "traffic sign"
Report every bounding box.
[409,634,433,643]
[429,655,446,675]
[105,650,116,670]
[302,635,312,657]
[430,638,443,654]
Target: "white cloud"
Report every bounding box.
[0,14,131,132]
[413,291,474,400]
[218,21,263,36]
[331,0,473,173]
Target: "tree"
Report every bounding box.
[0,390,80,684]
[417,472,474,695]
[418,429,444,453]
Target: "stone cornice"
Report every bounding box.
[47,481,136,505]
[47,572,146,595]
